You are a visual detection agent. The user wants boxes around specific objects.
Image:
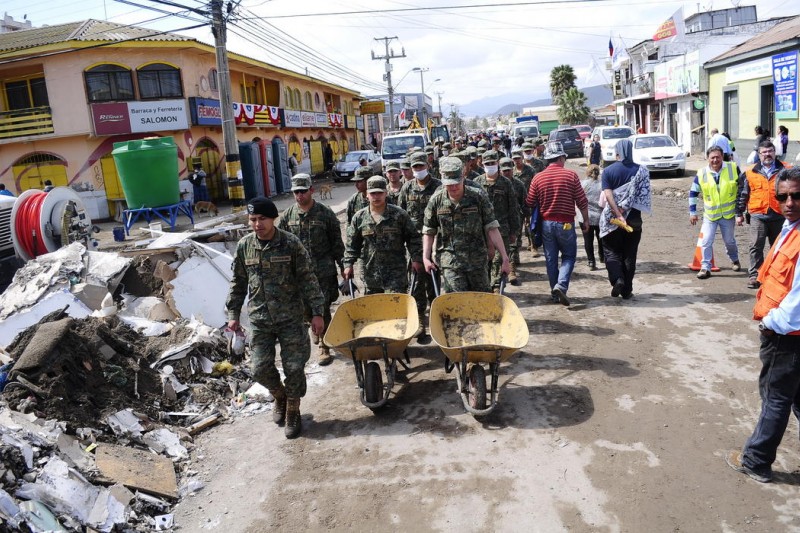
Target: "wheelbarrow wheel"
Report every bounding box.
[467,364,487,410]
[364,362,383,404]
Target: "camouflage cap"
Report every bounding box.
[409,146,424,154]
[399,157,411,169]
[477,146,487,155]
[443,142,452,150]
[453,150,469,163]
[511,148,523,158]
[482,150,499,163]
[499,157,514,169]
[424,144,434,154]
[521,142,534,151]
[534,136,546,146]
[385,160,401,171]
[438,157,463,185]
[366,176,388,193]
[466,146,478,159]
[352,166,373,181]
[477,139,488,148]
[290,173,313,191]
[410,152,428,166]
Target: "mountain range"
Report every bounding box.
[459,84,613,117]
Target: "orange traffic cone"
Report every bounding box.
[687,232,721,272]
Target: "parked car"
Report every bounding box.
[332,150,382,182]
[548,128,584,158]
[630,134,686,176]
[563,124,593,141]
[587,126,635,165]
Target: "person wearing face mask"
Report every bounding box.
[399,152,443,338]
[512,148,537,259]
[422,157,510,293]
[475,151,521,292]
[502,156,527,285]
[737,141,792,289]
[521,142,546,175]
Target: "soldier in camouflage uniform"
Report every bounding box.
[422,157,510,293]
[347,166,372,224]
[425,145,440,180]
[343,176,423,294]
[384,160,403,205]
[502,156,526,285]
[465,146,483,181]
[522,142,546,175]
[226,197,324,439]
[400,157,413,183]
[474,151,520,291]
[277,174,344,367]
[399,154,442,336]
[512,148,536,257]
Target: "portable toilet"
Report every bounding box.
[238,142,265,200]
[271,137,291,193]
[257,139,277,197]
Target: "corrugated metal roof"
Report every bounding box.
[0,19,194,53]
[709,15,800,63]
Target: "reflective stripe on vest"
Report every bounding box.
[698,162,737,220]
[753,225,800,334]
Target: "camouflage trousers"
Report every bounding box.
[489,234,512,289]
[250,318,310,398]
[510,220,525,265]
[441,267,490,293]
[410,268,438,318]
[303,274,339,340]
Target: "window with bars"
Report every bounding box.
[84,65,134,102]
[137,63,182,99]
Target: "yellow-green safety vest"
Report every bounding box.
[698,162,738,220]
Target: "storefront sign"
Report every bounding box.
[284,109,302,127]
[356,116,364,129]
[92,100,188,135]
[360,100,386,114]
[315,113,329,127]
[189,97,222,126]
[773,51,798,120]
[301,111,316,127]
[654,51,699,100]
[726,57,772,84]
[91,102,130,136]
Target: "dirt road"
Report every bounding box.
[173,163,800,532]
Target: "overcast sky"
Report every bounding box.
[4,0,798,110]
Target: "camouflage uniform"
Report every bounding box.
[226,229,324,398]
[399,175,442,318]
[513,162,536,259]
[473,161,520,289]
[346,191,369,224]
[277,198,343,355]
[423,175,499,293]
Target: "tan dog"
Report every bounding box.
[318,184,333,200]
[193,201,219,217]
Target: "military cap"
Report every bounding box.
[409,146,423,154]
[424,144,434,154]
[366,176,387,193]
[466,146,478,159]
[399,157,411,169]
[247,196,279,218]
[534,136,546,146]
[482,150,499,163]
[410,152,428,166]
[435,136,445,144]
[499,157,514,169]
[453,150,469,163]
[352,166,373,181]
[477,146,487,155]
[477,139,488,148]
[438,157,463,185]
[385,160,401,171]
[290,173,312,191]
[443,142,452,150]
[511,148,523,158]
[491,136,501,143]
[521,142,534,151]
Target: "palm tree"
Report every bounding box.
[550,65,576,102]
[556,87,590,125]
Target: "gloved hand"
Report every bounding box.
[339,278,359,297]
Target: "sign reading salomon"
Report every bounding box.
[91,99,188,135]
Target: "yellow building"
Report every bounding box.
[0,19,363,218]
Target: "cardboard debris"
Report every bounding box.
[11,317,73,375]
[95,443,178,500]
[0,289,91,349]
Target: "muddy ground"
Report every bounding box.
[172,164,800,532]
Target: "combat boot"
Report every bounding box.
[270,386,287,426]
[318,344,333,366]
[508,263,519,285]
[285,397,302,439]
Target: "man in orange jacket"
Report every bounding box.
[737,141,792,289]
[726,166,800,483]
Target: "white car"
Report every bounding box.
[630,134,686,177]
[587,126,634,165]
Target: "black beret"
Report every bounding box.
[247,197,278,218]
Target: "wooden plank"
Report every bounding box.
[0,126,54,138]
[94,443,178,500]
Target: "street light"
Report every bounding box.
[413,67,430,125]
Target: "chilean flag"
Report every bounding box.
[608,38,614,58]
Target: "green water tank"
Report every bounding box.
[112,137,180,208]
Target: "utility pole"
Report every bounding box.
[435,91,444,119]
[372,37,405,131]
[416,67,429,127]
[210,0,243,209]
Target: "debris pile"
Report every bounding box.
[0,232,273,531]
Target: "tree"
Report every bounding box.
[550,64,576,102]
[480,117,490,129]
[556,87,590,125]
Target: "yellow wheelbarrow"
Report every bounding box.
[324,282,419,411]
[429,275,529,416]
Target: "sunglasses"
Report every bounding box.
[293,189,309,195]
[776,192,800,202]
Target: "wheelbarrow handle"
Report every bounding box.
[430,270,440,297]
[499,273,507,296]
[349,279,356,300]
[409,271,417,295]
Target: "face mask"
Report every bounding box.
[484,165,499,175]
[442,150,449,156]
[523,153,534,161]
[413,169,429,180]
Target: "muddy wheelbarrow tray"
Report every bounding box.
[323,293,419,411]
[429,291,529,416]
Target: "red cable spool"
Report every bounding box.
[13,190,47,259]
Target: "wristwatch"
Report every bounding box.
[759,322,775,336]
